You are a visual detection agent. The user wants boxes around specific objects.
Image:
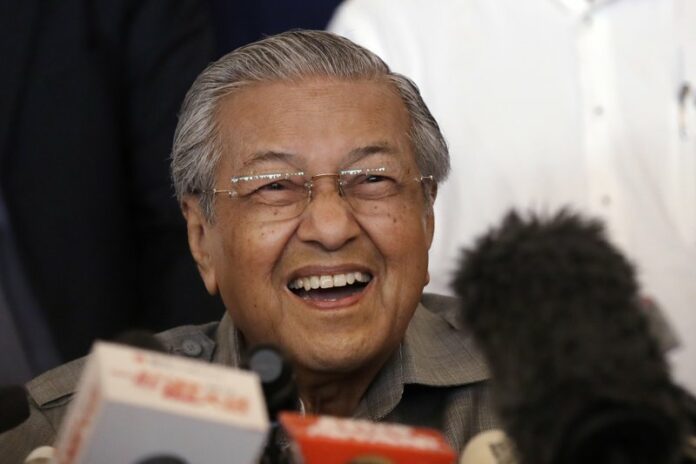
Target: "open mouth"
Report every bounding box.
[288,271,372,301]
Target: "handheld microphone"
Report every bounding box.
[452,210,686,464]
[243,344,298,422]
[458,429,516,464]
[53,341,269,464]
[24,445,56,464]
[243,344,299,464]
[280,412,456,464]
[0,384,30,434]
[19,332,169,464]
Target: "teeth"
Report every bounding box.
[333,274,347,287]
[288,271,372,290]
[320,275,333,288]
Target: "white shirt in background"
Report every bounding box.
[329,0,696,392]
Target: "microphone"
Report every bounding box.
[19,332,169,464]
[24,447,192,464]
[0,384,30,434]
[52,341,270,464]
[452,210,686,464]
[243,344,299,464]
[243,344,298,422]
[24,445,56,464]
[458,429,516,464]
[279,412,456,464]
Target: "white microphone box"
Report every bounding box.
[54,341,269,464]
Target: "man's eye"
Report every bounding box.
[360,173,399,185]
[364,174,387,183]
[258,181,288,191]
[248,179,305,205]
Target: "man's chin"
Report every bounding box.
[289,342,391,378]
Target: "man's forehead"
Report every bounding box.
[216,76,405,120]
[214,77,412,172]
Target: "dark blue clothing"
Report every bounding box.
[209,0,342,54]
[0,0,225,366]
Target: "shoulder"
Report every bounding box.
[27,321,220,417]
[0,357,86,463]
[0,321,221,462]
[420,293,464,327]
[402,293,488,386]
[401,294,499,451]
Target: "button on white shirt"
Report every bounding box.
[330,0,696,392]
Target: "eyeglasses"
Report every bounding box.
[205,166,433,222]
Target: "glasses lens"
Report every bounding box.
[231,172,308,221]
[340,167,418,216]
[225,167,428,222]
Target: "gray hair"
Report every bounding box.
[171,29,449,220]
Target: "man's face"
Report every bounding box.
[185,77,434,376]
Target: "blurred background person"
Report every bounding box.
[329,0,696,393]
[209,0,342,54]
[0,0,225,381]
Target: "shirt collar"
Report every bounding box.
[354,299,490,421]
[212,311,244,367]
[212,297,490,422]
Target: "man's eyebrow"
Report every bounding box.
[344,143,399,165]
[241,150,298,169]
[240,143,399,170]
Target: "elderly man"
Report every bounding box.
[0,30,496,461]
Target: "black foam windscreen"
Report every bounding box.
[135,456,187,464]
[243,344,297,421]
[243,344,298,464]
[452,210,685,464]
[0,384,30,433]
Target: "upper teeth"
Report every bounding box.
[288,272,372,290]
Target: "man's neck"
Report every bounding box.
[293,353,392,417]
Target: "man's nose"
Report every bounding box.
[295,176,360,251]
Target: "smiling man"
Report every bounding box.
[182,76,438,417]
[172,29,496,441]
[0,30,496,460]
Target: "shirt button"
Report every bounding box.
[181,339,203,357]
[601,195,611,206]
[593,106,604,116]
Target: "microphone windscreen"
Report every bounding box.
[135,456,188,464]
[243,344,297,421]
[0,384,30,433]
[452,210,685,464]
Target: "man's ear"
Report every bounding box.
[181,196,219,295]
[423,184,437,287]
[424,183,437,249]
